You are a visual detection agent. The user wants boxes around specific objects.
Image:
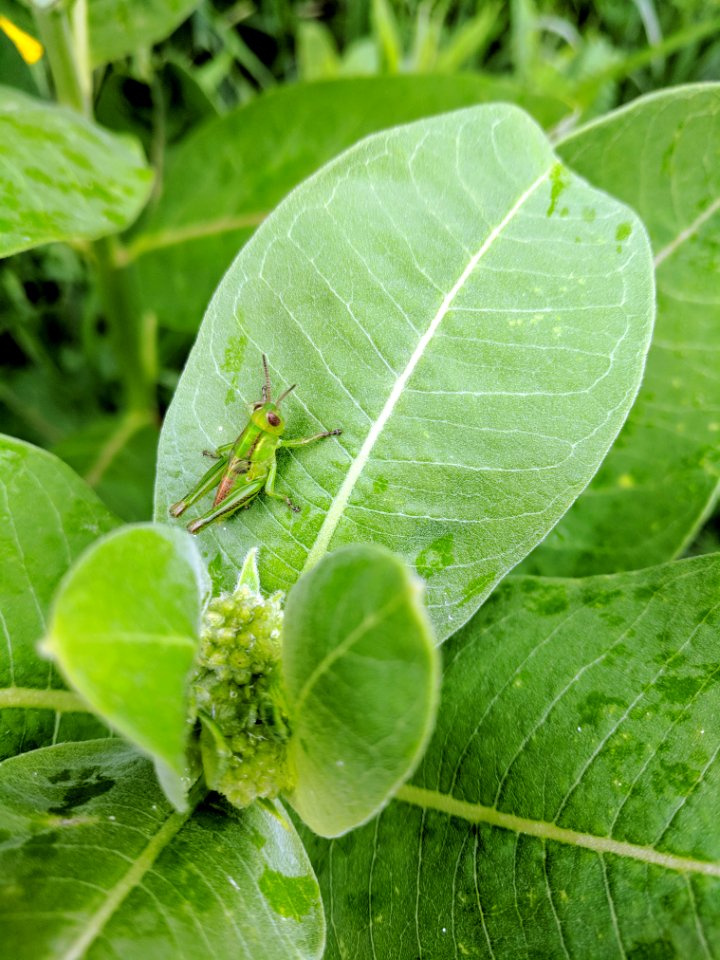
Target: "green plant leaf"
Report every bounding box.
[43,523,208,776]
[88,0,200,68]
[155,103,654,641]
[525,83,720,576]
[0,739,325,959]
[283,544,438,837]
[303,554,720,958]
[0,435,119,761]
[126,75,570,332]
[0,86,152,258]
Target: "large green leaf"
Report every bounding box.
[525,83,720,576]
[303,554,720,958]
[155,104,654,641]
[44,524,208,776]
[126,75,570,332]
[0,739,325,959]
[89,0,199,68]
[283,545,438,837]
[0,435,118,761]
[0,87,152,257]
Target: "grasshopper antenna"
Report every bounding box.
[261,354,272,402]
[276,383,297,405]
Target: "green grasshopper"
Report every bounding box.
[170,355,342,534]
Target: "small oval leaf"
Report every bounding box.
[283,544,439,837]
[44,523,208,775]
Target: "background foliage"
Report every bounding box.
[3,0,720,531]
[1,1,720,958]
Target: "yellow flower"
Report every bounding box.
[0,15,44,65]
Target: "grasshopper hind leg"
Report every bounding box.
[186,479,265,534]
[169,456,229,518]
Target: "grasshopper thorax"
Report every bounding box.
[251,401,286,436]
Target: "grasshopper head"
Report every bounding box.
[251,401,285,435]
[251,355,296,435]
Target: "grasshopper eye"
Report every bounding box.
[267,412,281,427]
[252,402,263,411]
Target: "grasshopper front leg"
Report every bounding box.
[169,455,230,518]
[202,441,235,459]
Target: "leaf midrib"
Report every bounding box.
[653,195,720,268]
[397,784,720,878]
[301,164,553,572]
[292,593,406,717]
[0,687,90,712]
[58,804,193,960]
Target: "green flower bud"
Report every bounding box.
[191,551,292,808]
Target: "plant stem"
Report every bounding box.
[93,237,157,417]
[70,0,92,108]
[33,0,158,420]
[33,3,89,115]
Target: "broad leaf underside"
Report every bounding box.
[156,104,654,641]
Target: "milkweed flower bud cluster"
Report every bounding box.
[191,578,293,808]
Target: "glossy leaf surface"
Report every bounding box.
[0,87,152,257]
[0,739,325,959]
[303,555,720,958]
